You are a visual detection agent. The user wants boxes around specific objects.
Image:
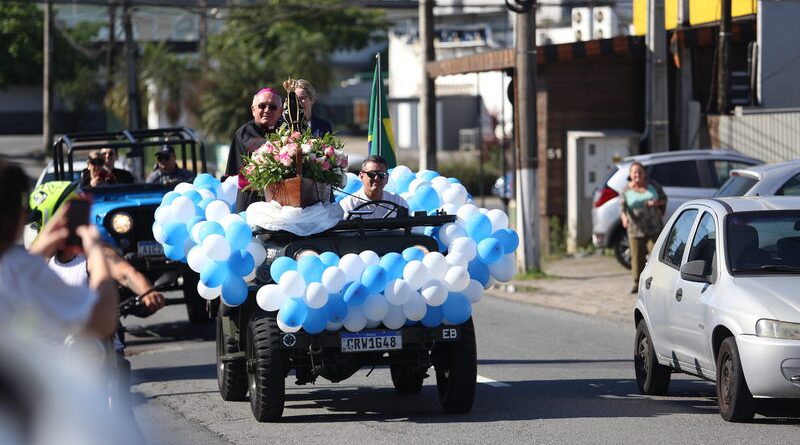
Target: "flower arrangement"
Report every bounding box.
[240,125,348,193]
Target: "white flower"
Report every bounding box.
[301,143,312,154]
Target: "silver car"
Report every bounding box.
[591,150,761,268]
[634,196,800,421]
[715,159,800,198]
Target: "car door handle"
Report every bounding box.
[675,288,683,302]
[645,277,653,289]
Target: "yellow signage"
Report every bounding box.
[632,0,756,35]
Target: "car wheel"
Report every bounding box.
[634,320,671,395]
[433,317,477,413]
[716,337,755,422]
[614,230,631,270]
[216,314,247,401]
[183,272,212,324]
[390,363,426,394]
[247,315,286,422]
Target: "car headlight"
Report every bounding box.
[111,212,132,234]
[294,249,320,260]
[756,319,800,340]
[412,244,430,255]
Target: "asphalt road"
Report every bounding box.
[126,293,800,445]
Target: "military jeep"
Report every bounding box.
[215,211,478,422]
[46,127,212,323]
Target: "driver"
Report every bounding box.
[339,155,408,219]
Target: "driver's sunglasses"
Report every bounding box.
[362,170,388,181]
[256,103,279,111]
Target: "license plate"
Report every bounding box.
[341,331,402,352]
[137,240,164,257]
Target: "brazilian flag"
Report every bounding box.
[367,56,397,168]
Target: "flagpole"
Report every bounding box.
[375,52,382,158]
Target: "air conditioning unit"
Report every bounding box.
[592,6,618,40]
[571,7,592,42]
[459,128,479,151]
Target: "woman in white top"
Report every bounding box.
[0,160,118,339]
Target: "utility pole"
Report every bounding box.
[418,0,436,170]
[514,3,540,271]
[43,0,54,152]
[123,0,141,130]
[717,0,731,114]
[646,0,669,152]
[198,0,209,69]
[106,0,116,94]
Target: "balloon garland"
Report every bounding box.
[153,166,521,333]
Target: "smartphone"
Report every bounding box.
[65,198,91,250]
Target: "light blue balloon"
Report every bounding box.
[324,292,348,322]
[379,252,406,280]
[163,243,185,261]
[163,222,189,246]
[344,175,362,194]
[416,184,441,211]
[493,228,520,254]
[193,173,217,188]
[406,196,423,213]
[238,211,247,221]
[384,181,397,194]
[465,213,492,242]
[278,297,308,328]
[297,255,325,283]
[342,282,368,306]
[442,292,472,325]
[182,189,202,205]
[302,307,327,334]
[402,246,425,262]
[162,191,181,206]
[335,195,345,203]
[477,237,504,265]
[221,275,248,306]
[420,304,444,328]
[201,260,229,288]
[319,251,340,268]
[198,197,214,211]
[467,259,490,287]
[225,221,252,251]
[269,257,297,283]
[360,264,388,294]
[186,215,203,231]
[199,221,224,241]
[227,251,255,277]
[395,173,415,194]
[419,170,440,181]
[447,177,461,184]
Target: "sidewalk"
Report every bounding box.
[485,253,635,325]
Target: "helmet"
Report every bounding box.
[28,181,81,232]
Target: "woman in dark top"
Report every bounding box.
[294,79,332,137]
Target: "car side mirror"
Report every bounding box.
[680,260,711,283]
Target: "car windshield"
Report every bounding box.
[726,211,800,274]
[715,175,757,197]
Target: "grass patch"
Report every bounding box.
[514,268,551,280]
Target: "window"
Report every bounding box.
[715,175,758,197]
[687,212,716,267]
[661,209,698,269]
[711,160,754,186]
[777,172,800,196]
[648,161,701,188]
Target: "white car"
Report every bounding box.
[634,196,800,421]
[715,159,800,198]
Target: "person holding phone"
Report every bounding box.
[0,160,119,339]
[81,150,115,187]
[339,155,408,219]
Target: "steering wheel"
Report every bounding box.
[346,200,406,220]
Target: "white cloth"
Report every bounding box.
[48,254,89,288]
[0,246,97,336]
[246,201,344,236]
[339,189,409,219]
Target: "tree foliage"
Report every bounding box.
[200,0,386,139]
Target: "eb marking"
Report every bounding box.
[442,328,458,340]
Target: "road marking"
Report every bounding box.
[476,375,510,387]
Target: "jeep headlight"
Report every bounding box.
[412,244,430,255]
[111,212,132,234]
[756,319,800,340]
[294,249,320,260]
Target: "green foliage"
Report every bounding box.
[0,4,43,88]
[200,0,387,139]
[549,215,566,255]
[437,158,501,197]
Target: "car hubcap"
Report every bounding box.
[637,336,648,377]
[720,355,732,409]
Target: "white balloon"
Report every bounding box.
[382,304,406,329]
[489,253,516,282]
[443,265,470,292]
[438,223,465,246]
[154,206,171,225]
[256,284,285,311]
[442,186,467,206]
[363,293,390,322]
[170,196,196,223]
[422,252,448,281]
[152,222,166,244]
[246,241,267,266]
[173,182,195,193]
[479,207,489,214]
[183,237,196,256]
[449,237,477,262]
[278,270,306,298]
[441,203,460,216]
[408,178,431,194]
[197,188,216,201]
[190,221,205,244]
[390,165,412,181]
[197,281,221,300]
[463,279,484,303]
[420,279,448,306]
[384,279,411,305]
[205,200,231,223]
[358,250,380,267]
[325,320,344,331]
[202,234,231,261]
[219,213,243,229]
[486,209,510,232]
[339,253,366,283]
[402,291,427,321]
[402,260,428,290]
[220,181,238,205]
[187,246,209,273]
[365,319,380,329]
[431,176,451,193]
[343,305,367,332]
[244,268,257,282]
[455,203,480,226]
[277,317,301,333]
[400,191,413,201]
[445,251,469,268]
[305,282,329,309]
[321,267,347,294]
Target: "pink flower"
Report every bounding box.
[237,174,250,189]
[338,157,348,168]
[244,165,255,175]
[280,156,293,167]
[321,160,330,171]
[324,146,335,157]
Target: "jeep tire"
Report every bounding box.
[183,272,212,324]
[434,317,477,413]
[216,315,247,401]
[247,315,286,422]
[390,363,425,394]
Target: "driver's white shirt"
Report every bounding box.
[339,189,408,219]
